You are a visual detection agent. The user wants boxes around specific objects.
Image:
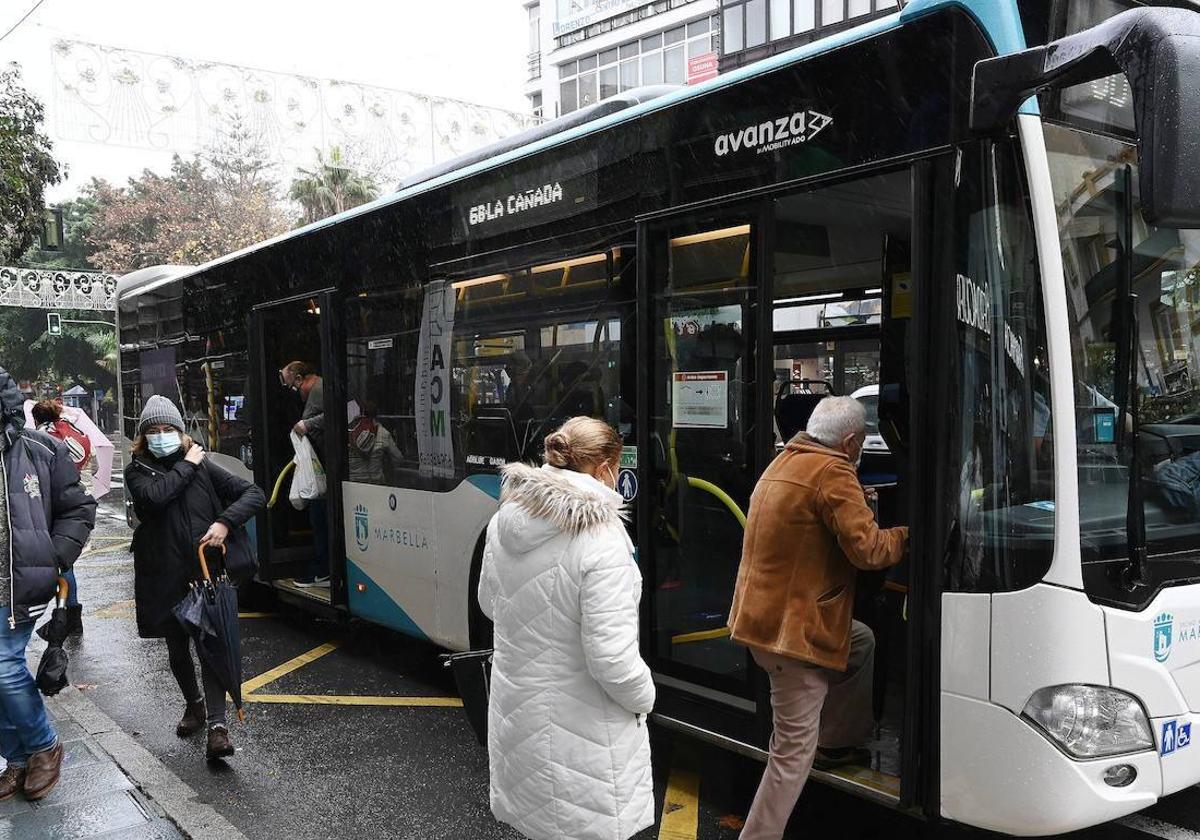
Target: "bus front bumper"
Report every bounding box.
[941,692,1161,836]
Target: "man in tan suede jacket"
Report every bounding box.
[729,396,907,840]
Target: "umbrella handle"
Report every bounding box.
[55,576,68,608]
[197,541,226,582]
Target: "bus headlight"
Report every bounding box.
[1022,684,1153,759]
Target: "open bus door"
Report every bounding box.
[248,289,348,609]
[638,165,942,814]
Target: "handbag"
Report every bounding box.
[199,465,259,584]
[220,524,258,583]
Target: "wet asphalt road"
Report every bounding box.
[49,497,1200,840]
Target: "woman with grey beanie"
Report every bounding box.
[124,395,264,761]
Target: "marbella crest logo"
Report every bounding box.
[1154,612,1174,663]
[354,504,369,552]
[22,473,40,500]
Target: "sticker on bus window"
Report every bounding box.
[617,469,638,502]
[620,446,637,469]
[368,338,394,350]
[672,371,728,429]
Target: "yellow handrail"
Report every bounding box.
[267,460,295,509]
[685,476,747,528]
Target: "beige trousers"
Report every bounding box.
[739,621,876,840]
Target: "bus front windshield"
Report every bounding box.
[1046,122,1200,573]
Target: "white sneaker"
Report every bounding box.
[314,576,331,587]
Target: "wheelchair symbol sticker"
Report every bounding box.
[617,469,638,502]
[1162,719,1192,756]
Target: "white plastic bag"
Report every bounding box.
[289,431,327,510]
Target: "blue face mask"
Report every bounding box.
[147,431,182,458]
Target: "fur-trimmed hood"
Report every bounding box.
[497,462,626,555]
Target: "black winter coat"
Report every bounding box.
[0,367,96,625]
[126,452,264,638]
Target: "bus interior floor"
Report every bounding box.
[274,577,334,605]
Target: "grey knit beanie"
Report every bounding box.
[138,394,185,437]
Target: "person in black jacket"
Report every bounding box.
[0,366,95,802]
[125,395,264,761]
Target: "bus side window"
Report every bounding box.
[344,286,425,487]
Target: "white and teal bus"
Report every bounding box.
[117,0,1200,833]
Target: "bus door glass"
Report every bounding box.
[644,215,759,706]
[249,293,345,604]
[772,170,913,782]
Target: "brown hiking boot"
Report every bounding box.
[23,741,63,801]
[0,765,25,801]
[206,725,234,761]
[176,701,205,737]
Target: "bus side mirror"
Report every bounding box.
[970,7,1200,229]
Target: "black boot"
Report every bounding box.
[65,605,83,637]
[176,701,206,737]
[206,725,234,760]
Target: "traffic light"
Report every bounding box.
[39,208,63,251]
[47,313,61,336]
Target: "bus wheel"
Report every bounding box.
[467,531,494,650]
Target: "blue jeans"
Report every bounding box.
[0,609,57,768]
[63,568,79,608]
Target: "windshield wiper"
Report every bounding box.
[1113,165,1149,589]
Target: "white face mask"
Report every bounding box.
[147,431,182,458]
[602,464,618,490]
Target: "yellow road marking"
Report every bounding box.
[671,626,731,645]
[244,693,463,707]
[658,763,700,840]
[91,599,135,619]
[240,640,463,709]
[241,641,340,695]
[237,612,278,619]
[77,537,129,559]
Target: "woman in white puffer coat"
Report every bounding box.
[478,416,656,840]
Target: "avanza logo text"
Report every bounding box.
[714,110,833,157]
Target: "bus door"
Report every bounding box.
[638,209,764,743]
[248,290,348,608]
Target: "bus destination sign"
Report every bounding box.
[452,151,597,243]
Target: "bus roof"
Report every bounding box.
[115,264,192,297]
[118,0,1031,301]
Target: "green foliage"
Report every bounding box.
[289,146,379,226]
[0,63,63,264]
[0,307,115,395]
[86,152,288,273]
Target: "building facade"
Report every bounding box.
[524,0,721,119]
[523,0,902,119]
[718,0,900,72]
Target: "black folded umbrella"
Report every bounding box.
[36,577,70,697]
[173,543,245,721]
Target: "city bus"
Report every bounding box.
[116,0,1200,833]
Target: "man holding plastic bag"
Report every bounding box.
[280,362,329,587]
[288,431,326,509]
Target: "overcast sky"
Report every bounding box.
[0,0,530,200]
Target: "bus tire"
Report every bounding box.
[467,530,494,650]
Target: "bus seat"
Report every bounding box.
[775,379,836,442]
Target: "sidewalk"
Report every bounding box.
[0,684,248,840]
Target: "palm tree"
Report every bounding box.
[288,146,379,225]
[86,329,118,377]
